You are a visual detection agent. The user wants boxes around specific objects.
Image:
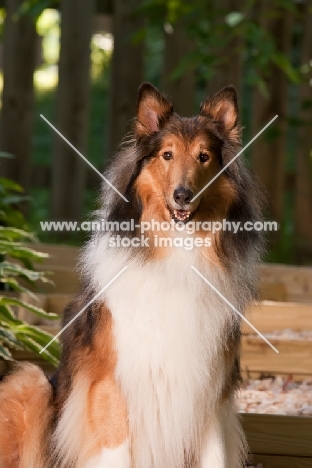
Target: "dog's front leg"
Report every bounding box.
[83,375,131,468]
[199,399,247,468]
[200,405,226,468]
[53,374,131,468]
[85,439,131,468]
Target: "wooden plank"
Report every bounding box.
[251,454,312,467]
[1,291,48,326]
[26,246,312,301]
[21,244,80,293]
[241,336,312,375]
[259,282,288,301]
[16,292,47,326]
[40,321,312,377]
[242,413,312,457]
[243,301,312,333]
[25,247,312,304]
[46,294,73,316]
[26,243,79,269]
[39,293,72,327]
[42,295,312,335]
[258,264,312,303]
[241,370,310,382]
[40,325,60,336]
[30,267,80,294]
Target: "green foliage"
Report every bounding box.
[0,154,29,230]
[18,0,60,21]
[0,163,60,366]
[139,0,302,94]
[36,8,60,65]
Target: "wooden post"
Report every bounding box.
[163,21,195,116]
[251,9,292,232]
[206,0,243,99]
[108,0,144,156]
[0,0,36,194]
[294,1,312,263]
[51,0,95,221]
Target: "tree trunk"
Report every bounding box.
[108,0,144,156]
[51,0,95,221]
[294,1,312,263]
[0,0,36,195]
[163,21,195,116]
[251,8,292,233]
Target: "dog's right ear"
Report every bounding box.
[135,83,174,138]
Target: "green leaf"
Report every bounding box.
[0,278,38,300]
[17,0,56,21]
[301,99,312,111]
[0,344,13,360]
[0,261,51,283]
[0,297,60,320]
[0,209,27,230]
[17,335,59,366]
[225,12,244,27]
[0,241,49,261]
[0,177,24,193]
[0,171,57,367]
[2,195,30,205]
[0,328,23,350]
[14,324,60,366]
[272,53,301,84]
[0,304,17,321]
[0,226,37,241]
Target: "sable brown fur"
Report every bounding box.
[0,363,53,468]
[103,83,265,269]
[0,82,265,467]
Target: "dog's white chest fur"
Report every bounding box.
[84,242,237,467]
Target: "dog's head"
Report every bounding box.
[134,83,241,225]
[104,83,264,265]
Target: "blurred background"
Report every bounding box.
[0,0,311,264]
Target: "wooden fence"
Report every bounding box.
[0,1,312,261]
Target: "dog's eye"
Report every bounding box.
[199,152,210,163]
[163,151,173,161]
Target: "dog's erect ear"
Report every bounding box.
[135,83,174,137]
[200,86,238,132]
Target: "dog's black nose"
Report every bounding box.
[173,186,193,205]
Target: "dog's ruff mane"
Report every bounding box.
[80,239,249,467]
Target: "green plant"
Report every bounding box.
[138,0,302,94]
[0,158,60,366]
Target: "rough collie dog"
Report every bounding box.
[0,83,264,467]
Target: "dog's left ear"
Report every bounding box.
[135,82,174,138]
[200,86,238,132]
